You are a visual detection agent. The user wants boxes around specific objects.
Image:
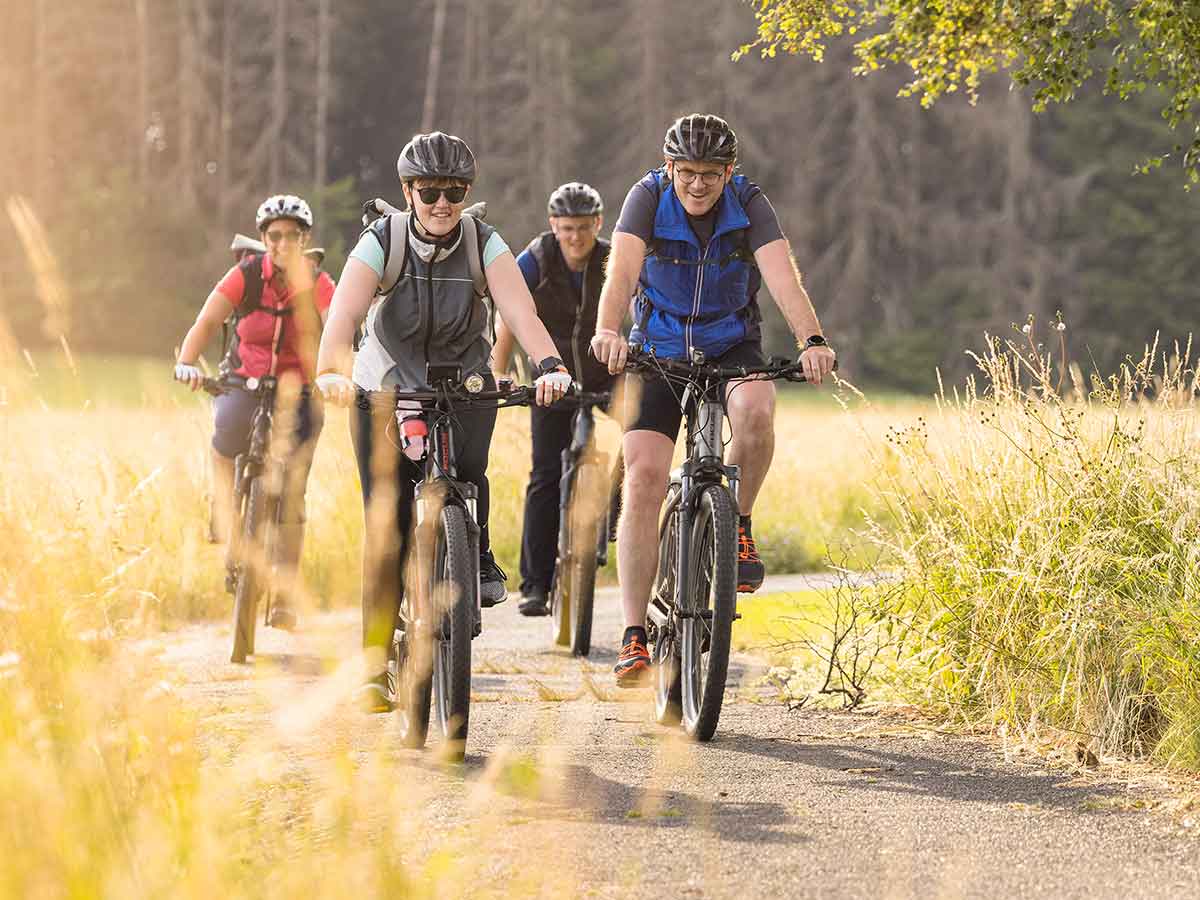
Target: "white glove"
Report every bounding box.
[534,369,573,406]
[316,372,355,406]
[174,363,203,391]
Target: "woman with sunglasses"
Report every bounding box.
[175,194,335,631]
[315,132,573,710]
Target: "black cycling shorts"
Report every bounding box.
[622,339,766,440]
[212,386,323,459]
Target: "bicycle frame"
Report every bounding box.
[414,399,482,631]
[648,375,740,635]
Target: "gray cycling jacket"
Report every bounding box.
[353,215,494,391]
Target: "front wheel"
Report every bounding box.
[679,483,737,741]
[431,505,475,760]
[652,487,682,726]
[393,606,433,750]
[230,476,270,664]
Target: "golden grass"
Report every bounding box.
[0,351,938,894]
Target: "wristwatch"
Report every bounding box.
[536,356,566,374]
[803,335,828,350]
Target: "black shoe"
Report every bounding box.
[268,602,297,631]
[518,590,549,617]
[356,672,393,714]
[479,551,508,608]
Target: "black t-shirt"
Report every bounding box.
[613,176,784,250]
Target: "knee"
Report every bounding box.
[623,458,669,508]
[730,392,775,441]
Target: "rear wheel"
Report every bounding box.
[431,505,474,760]
[680,483,737,741]
[230,476,268,664]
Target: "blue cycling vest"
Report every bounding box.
[631,169,763,360]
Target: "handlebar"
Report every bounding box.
[624,346,832,383]
[362,383,537,410]
[362,379,596,411]
[199,374,275,396]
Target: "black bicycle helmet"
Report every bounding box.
[396,132,477,184]
[662,114,738,165]
[547,182,603,217]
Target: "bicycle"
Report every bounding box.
[198,374,286,664]
[624,345,813,741]
[364,365,537,760]
[548,390,617,657]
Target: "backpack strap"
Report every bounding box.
[377,213,410,297]
[459,213,489,298]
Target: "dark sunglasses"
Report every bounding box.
[415,185,468,205]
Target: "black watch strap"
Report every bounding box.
[804,335,828,350]
[536,356,565,374]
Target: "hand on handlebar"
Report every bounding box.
[316,372,356,407]
[174,363,204,392]
[589,329,628,375]
[534,369,573,406]
[799,345,836,386]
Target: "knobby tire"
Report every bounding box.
[680,483,737,741]
[231,476,268,664]
[432,504,474,760]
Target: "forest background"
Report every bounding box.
[2,0,1198,392]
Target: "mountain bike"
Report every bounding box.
[365,366,536,760]
[548,390,617,657]
[199,374,285,664]
[626,346,813,741]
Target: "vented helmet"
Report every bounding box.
[397,132,477,184]
[662,114,738,165]
[255,194,313,230]
[547,182,603,217]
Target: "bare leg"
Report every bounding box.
[616,430,673,629]
[724,379,776,516]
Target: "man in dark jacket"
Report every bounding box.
[493,182,617,616]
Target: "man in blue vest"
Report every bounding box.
[493,182,617,617]
[590,114,837,685]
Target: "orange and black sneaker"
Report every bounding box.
[614,628,651,687]
[737,518,765,593]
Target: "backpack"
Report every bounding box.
[219,252,320,376]
[363,198,489,299]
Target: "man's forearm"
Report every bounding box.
[757,240,824,345]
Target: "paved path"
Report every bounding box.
[154,576,1200,899]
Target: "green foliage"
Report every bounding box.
[741,0,1200,180]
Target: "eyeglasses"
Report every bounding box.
[265,229,303,244]
[415,185,468,205]
[673,166,726,186]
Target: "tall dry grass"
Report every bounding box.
[861,327,1200,766]
[7,349,873,894]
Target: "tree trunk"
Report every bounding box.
[314,0,332,191]
[134,0,151,189]
[269,0,287,187]
[420,0,448,133]
[217,0,235,229]
[177,0,197,206]
[32,0,49,207]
